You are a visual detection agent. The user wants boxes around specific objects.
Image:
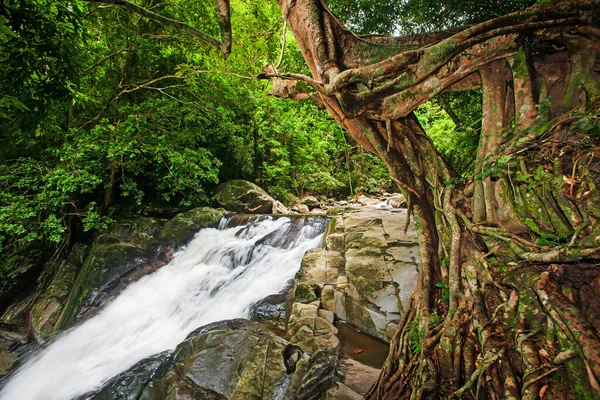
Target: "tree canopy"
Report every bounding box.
[0,0,393,302]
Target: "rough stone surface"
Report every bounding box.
[295,207,420,342]
[87,319,335,400]
[0,349,17,374]
[30,297,62,342]
[325,382,362,400]
[301,196,321,210]
[337,358,380,395]
[291,203,310,214]
[319,309,335,324]
[321,285,336,311]
[156,207,224,245]
[248,291,288,330]
[214,180,276,214]
[272,200,290,214]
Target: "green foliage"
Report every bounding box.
[0,0,391,262]
[350,152,393,195]
[435,281,450,303]
[415,91,482,176]
[327,0,403,35]
[408,315,425,354]
[328,0,528,35]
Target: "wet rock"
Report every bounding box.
[0,327,27,350]
[57,242,153,329]
[46,260,80,300]
[87,319,331,400]
[0,349,17,374]
[248,292,288,330]
[55,216,175,330]
[100,217,162,252]
[68,243,91,267]
[156,207,223,246]
[214,180,277,214]
[27,258,81,341]
[51,208,222,332]
[30,297,63,341]
[82,351,172,400]
[1,296,32,327]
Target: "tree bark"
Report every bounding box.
[277,0,600,398]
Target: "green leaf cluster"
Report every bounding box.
[0,0,390,262]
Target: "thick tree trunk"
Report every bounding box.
[277,0,600,398]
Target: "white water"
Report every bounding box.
[0,215,326,400]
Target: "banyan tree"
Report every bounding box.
[89,0,600,398]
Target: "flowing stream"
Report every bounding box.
[0,215,327,400]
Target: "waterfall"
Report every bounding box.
[0,215,327,400]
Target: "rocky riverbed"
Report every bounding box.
[0,180,419,399]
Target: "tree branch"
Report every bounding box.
[86,0,232,58]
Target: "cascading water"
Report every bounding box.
[0,215,327,400]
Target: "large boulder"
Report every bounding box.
[293,208,420,343]
[301,196,321,210]
[291,203,310,214]
[248,291,288,331]
[155,207,224,246]
[86,319,334,400]
[214,180,277,214]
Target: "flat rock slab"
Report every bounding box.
[317,207,420,341]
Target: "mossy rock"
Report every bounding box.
[326,206,353,215]
[57,242,152,330]
[30,297,63,341]
[1,295,33,326]
[96,217,162,253]
[213,180,275,214]
[155,207,224,246]
[46,260,79,300]
[0,328,27,350]
[84,350,173,400]
[345,298,381,339]
[0,246,43,312]
[0,349,17,374]
[91,320,307,400]
[291,281,321,303]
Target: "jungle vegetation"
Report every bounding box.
[2,0,600,398]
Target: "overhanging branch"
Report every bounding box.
[86,0,232,58]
